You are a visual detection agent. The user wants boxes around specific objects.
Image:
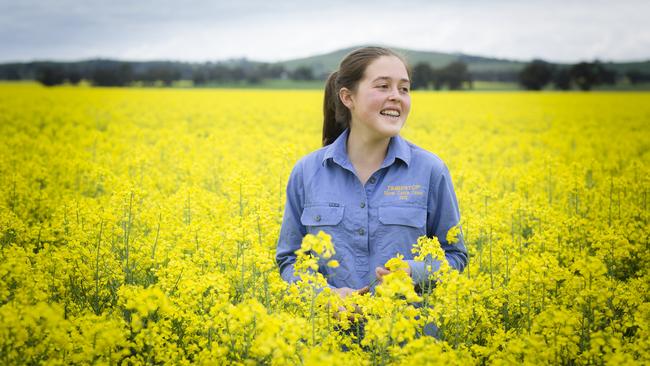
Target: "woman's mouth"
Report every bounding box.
[380,109,400,118]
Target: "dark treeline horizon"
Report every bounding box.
[1,58,649,91]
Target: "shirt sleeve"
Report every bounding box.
[275,161,307,283]
[407,163,469,284]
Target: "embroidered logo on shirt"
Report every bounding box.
[384,185,424,200]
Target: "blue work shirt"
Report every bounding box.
[276,128,468,289]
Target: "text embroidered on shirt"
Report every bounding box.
[383,185,425,200]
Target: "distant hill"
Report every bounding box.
[272,45,650,82]
[275,45,527,75]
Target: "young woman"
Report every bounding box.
[276,46,468,299]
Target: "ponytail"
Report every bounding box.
[322,71,347,146]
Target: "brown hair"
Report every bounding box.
[322,46,410,146]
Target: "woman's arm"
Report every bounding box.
[276,162,307,283]
[407,163,469,284]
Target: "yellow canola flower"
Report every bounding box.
[446,224,461,244]
[377,255,422,303]
[299,231,335,259]
[411,236,445,262]
[385,253,410,272]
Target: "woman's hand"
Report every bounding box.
[330,286,368,321]
[374,265,412,284]
[332,286,369,299]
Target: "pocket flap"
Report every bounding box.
[301,203,344,226]
[378,205,426,228]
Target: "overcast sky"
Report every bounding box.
[1,0,648,63]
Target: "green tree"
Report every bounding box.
[290,66,314,81]
[519,60,554,90]
[441,61,471,90]
[411,62,434,90]
[569,62,599,91]
[35,64,66,86]
[553,68,571,90]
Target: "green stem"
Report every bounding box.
[93,220,104,315]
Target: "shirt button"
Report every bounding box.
[358,228,365,235]
[315,215,321,222]
[360,202,366,208]
[368,177,377,184]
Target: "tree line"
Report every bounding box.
[1,58,648,90]
[517,60,650,91]
[21,60,477,90]
[410,61,473,90]
[0,60,313,87]
[408,60,650,91]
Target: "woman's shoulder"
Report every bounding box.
[403,138,449,176]
[294,145,329,166]
[288,145,330,177]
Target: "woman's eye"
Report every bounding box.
[401,87,410,93]
[378,84,388,89]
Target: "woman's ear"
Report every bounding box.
[339,87,354,110]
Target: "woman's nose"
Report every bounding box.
[388,87,399,100]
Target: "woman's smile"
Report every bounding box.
[380,108,401,117]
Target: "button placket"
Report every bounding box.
[356,176,370,265]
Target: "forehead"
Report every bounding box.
[362,55,409,82]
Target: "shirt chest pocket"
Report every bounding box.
[378,205,426,227]
[377,205,427,254]
[300,203,350,285]
[300,203,345,231]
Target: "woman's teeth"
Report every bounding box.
[380,110,400,117]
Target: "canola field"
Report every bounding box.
[0,83,649,365]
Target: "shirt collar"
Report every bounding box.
[322,128,411,168]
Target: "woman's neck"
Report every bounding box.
[347,126,391,184]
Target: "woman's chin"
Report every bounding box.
[377,120,405,137]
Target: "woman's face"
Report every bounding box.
[341,55,411,140]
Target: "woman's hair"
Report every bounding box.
[322,46,410,146]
